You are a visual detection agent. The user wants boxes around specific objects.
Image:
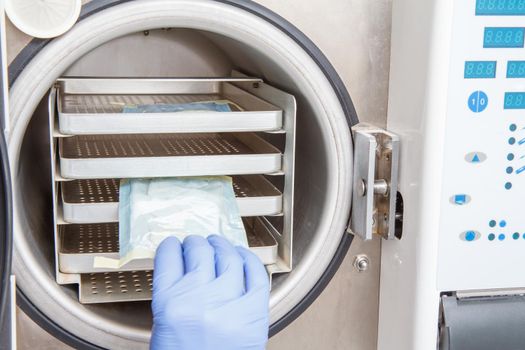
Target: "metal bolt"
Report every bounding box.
[357,179,366,197]
[373,179,389,196]
[354,255,370,272]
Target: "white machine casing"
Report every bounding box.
[380,0,525,349]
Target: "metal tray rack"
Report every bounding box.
[58,218,278,274]
[57,78,283,135]
[78,218,280,304]
[49,76,296,304]
[59,132,282,179]
[61,175,283,223]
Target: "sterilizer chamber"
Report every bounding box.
[7,1,360,348]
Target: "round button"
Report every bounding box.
[460,230,480,242]
[498,234,506,241]
[488,233,496,241]
[468,91,488,113]
[465,231,476,241]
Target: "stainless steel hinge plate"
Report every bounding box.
[350,124,400,240]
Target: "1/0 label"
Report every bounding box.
[468,91,488,112]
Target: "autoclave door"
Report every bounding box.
[0,4,13,349]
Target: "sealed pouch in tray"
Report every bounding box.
[58,217,278,274]
[57,78,283,134]
[61,175,283,223]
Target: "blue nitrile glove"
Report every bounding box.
[151,235,270,350]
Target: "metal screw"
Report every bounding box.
[354,255,370,272]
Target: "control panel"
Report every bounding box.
[438,0,525,291]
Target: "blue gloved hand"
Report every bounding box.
[151,235,270,350]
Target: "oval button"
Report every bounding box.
[465,152,487,164]
[460,230,481,242]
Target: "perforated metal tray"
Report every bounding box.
[57,78,283,134]
[59,218,278,274]
[79,270,153,304]
[61,176,282,223]
[59,133,282,179]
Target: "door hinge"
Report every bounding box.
[349,123,400,240]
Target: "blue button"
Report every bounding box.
[468,91,488,113]
[498,234,506,241]
[508,153,515,161]
[505,182,513,190]
[460,230,480,242]
[465,231,476,241]
[499,220,507,228]
[465,152,487,163]
[451,194,470,205]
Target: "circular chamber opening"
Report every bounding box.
[9,1,355,348]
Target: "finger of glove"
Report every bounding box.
[153,237,184,293]
[236,246,270,294]
[182,235,216,286]
[207,235,244,300]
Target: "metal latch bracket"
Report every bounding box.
[349,124,400,240]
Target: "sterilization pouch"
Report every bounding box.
[93,176,247,269]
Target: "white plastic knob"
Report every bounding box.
[6,0,82,39]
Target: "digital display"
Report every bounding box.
[464,61,497,78]
[476,0,525,15]
[507,61,525,78]
[483,27,525,48]
[504,92,525,109]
